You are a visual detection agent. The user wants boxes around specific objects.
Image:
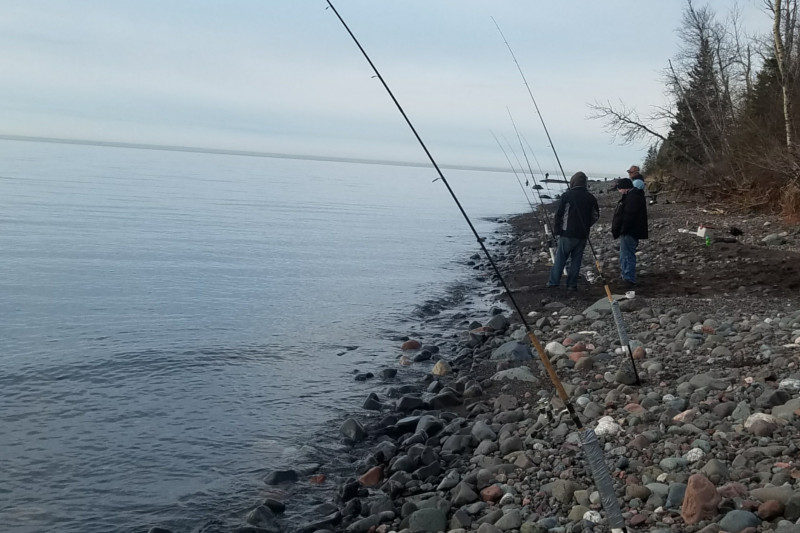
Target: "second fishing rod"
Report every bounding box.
[492,17,641,386]
[490,130,557,265]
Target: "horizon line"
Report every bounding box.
[0,134,617,179]
[0,134,530,174]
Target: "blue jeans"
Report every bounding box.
[619,234,639,283]
[548,236,587,288]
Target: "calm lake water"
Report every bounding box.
[0,140,536,532]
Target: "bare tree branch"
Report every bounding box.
[587,99,704,167]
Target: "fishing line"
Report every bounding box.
[492,16,640,387]
[501,133,552,238]
[490,130,556,264]
[490,131,537,211]
[507,108,555,240]
[504,111,559,266]
[326,3,628,531]
[522,134,553,197]
[491,16,568,182]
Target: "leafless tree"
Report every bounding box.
[765,0,799,157]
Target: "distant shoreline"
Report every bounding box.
[0,134,620,179]
[0,134,518,174]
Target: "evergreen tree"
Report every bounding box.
[641,143,659,176]
[665,34,723,166]
[741,56,786,139]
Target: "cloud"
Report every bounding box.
[0,1,771,174]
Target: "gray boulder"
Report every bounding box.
[340,418,366,441]
[491,340,532,361]
[718,510,761,533]
[408,508,447,533]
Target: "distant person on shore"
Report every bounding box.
[628,165,645,190]
[612,177,648,287]
[546,171,599,291]
[628,164,662,204]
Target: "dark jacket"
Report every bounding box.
[612,188,648,239]
[553,186,599,239]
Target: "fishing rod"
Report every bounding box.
[492,16,640,387]
[490,131,536,211]
[506,108,555,237]
[325,3,628,532]
[491,16,568,182]
[501,132,550,227]
[490,130,556,265]
[522,134,553,198]
[503,111,561,268]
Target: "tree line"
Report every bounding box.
[591,0,800,219]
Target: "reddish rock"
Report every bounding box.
[717,482,748,499]
[563,337,576,346]
[740,499,760,511]
[624,475,641,486]
[757,499,784,520]
[681,473,721,525]
[624,403,645,414]
[358,466,383,487]
[401,339,421,351]
[632,346,646,359]
[571,342,586,352]
[309,474,326,484]
[629,513,648,526]
[480,484,503,502]
[568,351,588,362]
[628,434,651,450]
[673,408,697,423]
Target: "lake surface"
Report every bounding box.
[0,140,539,532]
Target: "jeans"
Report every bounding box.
[619,234,639,283]
[548,236,587,288]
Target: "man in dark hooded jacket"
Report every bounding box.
[612,177,648,285]
[546,171,599,290]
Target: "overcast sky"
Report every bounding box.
[0,1,769,175]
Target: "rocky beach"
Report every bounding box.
[243,182,800,533]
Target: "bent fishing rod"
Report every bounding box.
[490,130,557,265]
[522,134,554,198]
[492,16,640,386]
[492,16,568,182]
[507,108,554,235]
[501,132,553,239]
[325,3,628,531]
[490,130,537,212]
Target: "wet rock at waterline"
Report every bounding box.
[233,191,800,533]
